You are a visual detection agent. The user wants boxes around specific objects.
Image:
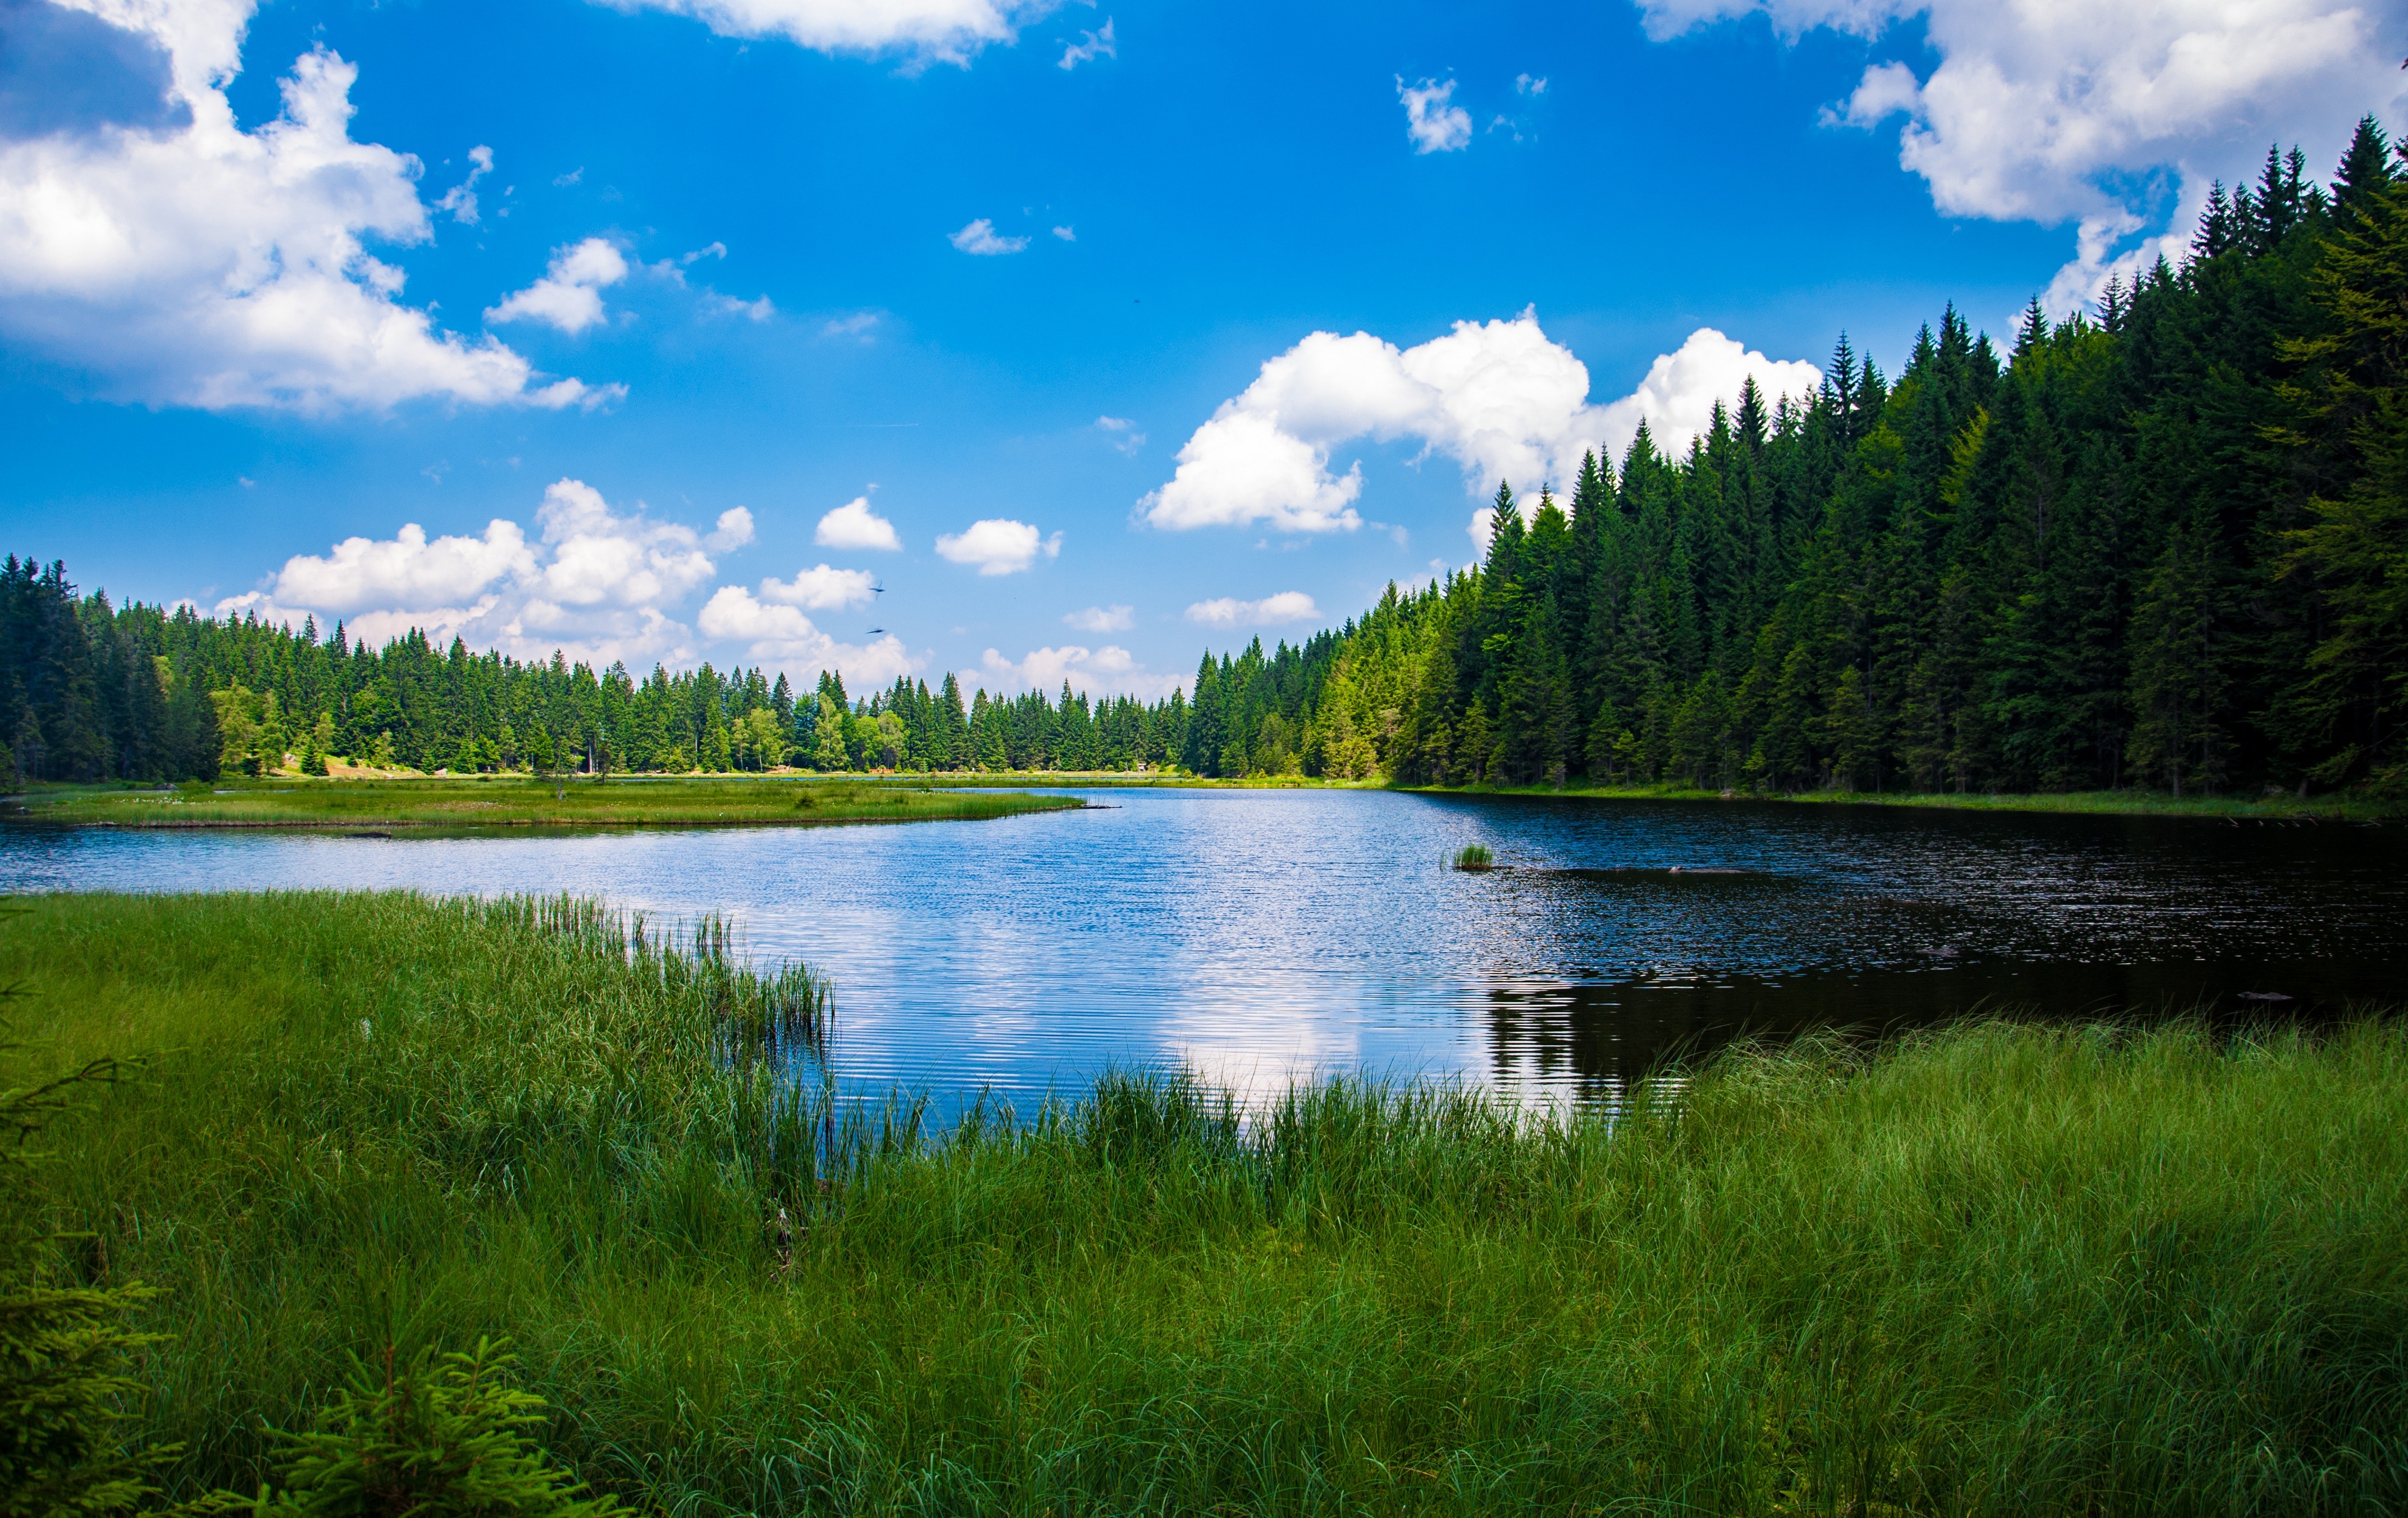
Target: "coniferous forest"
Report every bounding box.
[7,122,2404,798]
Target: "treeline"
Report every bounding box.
[1283,120,2407,798]
[0,568,1215,780]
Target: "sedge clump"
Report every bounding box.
[1453,844,1495,871]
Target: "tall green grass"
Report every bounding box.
[6,891,2404,1515]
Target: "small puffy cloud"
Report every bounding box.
[1185,591,1320,628]
[1094,414,1144,454]
[973,642,1185,699]
[950,217,1029,255]
[553,166,584,187]
[1058,16,1114,68]
[1516,73,1546,95]
[822,311,880,341]
[532,478,718,609]
[435,145,493,225]
[270,519,535,615]
[1397,76,1472,154]
[705,506,755,551]
[1052,225,1075,241]
[815,496,903,551]
[936,518,1061,575]
[761,563,877,611]
[614,0,1042,66]
[1636,0,2404,315]
[0,11,605,412]
[701,291,774,321]
[486,238,629,335]
[698,586,919,684]
[1063,603,1134,633]
[1141,312,1818,534]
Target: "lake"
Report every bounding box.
[3,788,2401,1106]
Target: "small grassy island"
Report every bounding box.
[6,891,2402,1515]
[0,776,1084,831]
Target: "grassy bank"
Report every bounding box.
[8,891,2405,1515]
[1404,779,2407,822]
[0,776,1085,831]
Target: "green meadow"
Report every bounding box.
[4,890,2404,1515]
[0,776,1083,831]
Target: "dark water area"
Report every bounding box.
[2,789,2401,1106]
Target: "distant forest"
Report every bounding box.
[6,120,2403,795]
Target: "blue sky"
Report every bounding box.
[2,0,2399,697]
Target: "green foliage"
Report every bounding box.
[0,994,171,1518]
[7,892,2408,1514]
[207,1341,618,1518]
[1450,843,1493,870]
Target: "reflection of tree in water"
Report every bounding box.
[1481,958,2383,1108]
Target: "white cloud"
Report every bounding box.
[760,563,877,611]
[1058,16,1114,68]
[270,519,535,615]
[1516,73,1547,95]
[705,506,755,551]
[486,237,628,335]
[553,166,584,187]
[226,477,742,667]
[821,312,881,341]
[1064,603,1134,632]
[1139,312,1818,535]
[1094,414,1144,453]
[1637,0,2406,314]
[698,586,919,685]
[950,217,1029,255]
[0,8,606,412]
[611,0,1051,66]
[936,518,1061,575]
[435,144,493,225]
[815,496,904,551]
[701,291,774,321]
[1185,591,1320,628]
[1052,225,1076,241]
[1397,76,1472,154]
[973,643,1185,699]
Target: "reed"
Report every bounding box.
[7,891,2404,1516]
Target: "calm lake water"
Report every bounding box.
[3,789,2402,1105]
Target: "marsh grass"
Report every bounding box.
[1451,844,1494,871]
[6,891,2405,1515]
[1,778,1080,832]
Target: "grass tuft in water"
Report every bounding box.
[7,890,2406,1516]
[1452,843,1494,870]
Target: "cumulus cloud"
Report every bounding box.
[760,563,877,611]
[936,518,1061,575]
[612,0,1050,66]
[815,496,904,551]
[1052,224,1076,241]
[1397,76,1472,154]
[973,643,1185,699]
[1185,591,1320,628]
[1636,0,2405,313]
[704,506,755,551]
[0,3,607,412]
[697,585,919,684]
[226,477,742,666]
[1058,16,1113,68]
[1063,603,1134,633]
[1139,311,1818,535]
[820,311,879,341]
[949,217,1029,255]
[269,519,535,616]
[486,238,628,335]
[1094,414,1144,454]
